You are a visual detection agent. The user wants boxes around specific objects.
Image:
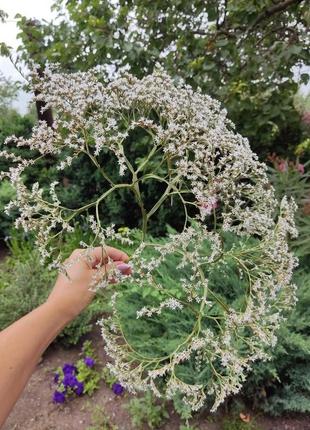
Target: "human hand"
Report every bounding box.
[46,246,131,322]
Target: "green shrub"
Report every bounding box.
[110,232,260,405]
[268,159,310,257]
[221,416,261,430]
[173,394,193,421]
[57,302,103,347]
[106,229,308,417]
[87,405,118,430]
[173,395,200,430]
[241,266,310,415]
[125,391,169,429]
[0,233,106,346]
[0,109,34,148]
[0,180,16,241]
[237,159,309,415]
[101,366,118,388]
[0,106,35,241]
[239,158,310,414]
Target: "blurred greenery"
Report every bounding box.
[0,181,16,240]
[241,263,310,415]
[125,391,169,429]
[0,74,35,240]
[237,161,310,415]
[0,73,19,110]
[0,230,107,346]
[268,160,310,257]
[12,0,310,156]
[295,92,310,115]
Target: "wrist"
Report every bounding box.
[43,299,75,327]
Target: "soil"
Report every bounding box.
[0,245,8,261]
[2,328,310,430]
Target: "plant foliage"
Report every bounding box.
[241,266,310,415]
[13,0,310,154]
[125,391,169,429]
[0,232,105,346]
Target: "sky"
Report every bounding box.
[0,0,55,112]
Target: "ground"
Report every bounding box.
[3,328,310,430]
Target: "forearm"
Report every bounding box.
[0,246,129,427]
[0,301,70,427]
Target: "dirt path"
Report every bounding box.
[3,328,310,430]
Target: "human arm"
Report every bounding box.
[0,246,130,427]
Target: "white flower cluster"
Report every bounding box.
[136,298,184,318]
[101,201,297,411]
[0,66,297,412]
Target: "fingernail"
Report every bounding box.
[116,263,131,274]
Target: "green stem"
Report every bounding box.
[136,143,159,174]
[66,183,131,222]
[82,128,114,186]
[122,152,148,240]
[85,149,115,186]
[146,175,180,220]
[132,171,148,240]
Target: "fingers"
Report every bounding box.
[103,246,129,263]
[88,246,129,268]
[69,246,129,269]
[90,260,132,286]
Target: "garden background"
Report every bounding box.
[0,1,309,429]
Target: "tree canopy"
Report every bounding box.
[13,0,310,154]
[0,74,19,112]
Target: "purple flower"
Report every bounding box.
[84,356,95,368]
[62,363,77,375]
[112,382,124,396]
[53,390,66,404]
[54,372,60,383]
[63,373,78,388]
[75,381,84,396]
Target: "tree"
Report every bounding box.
[0,75,35,241]
[0,74,34,146]
[14,0,310,155]
[0,73,19,112]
